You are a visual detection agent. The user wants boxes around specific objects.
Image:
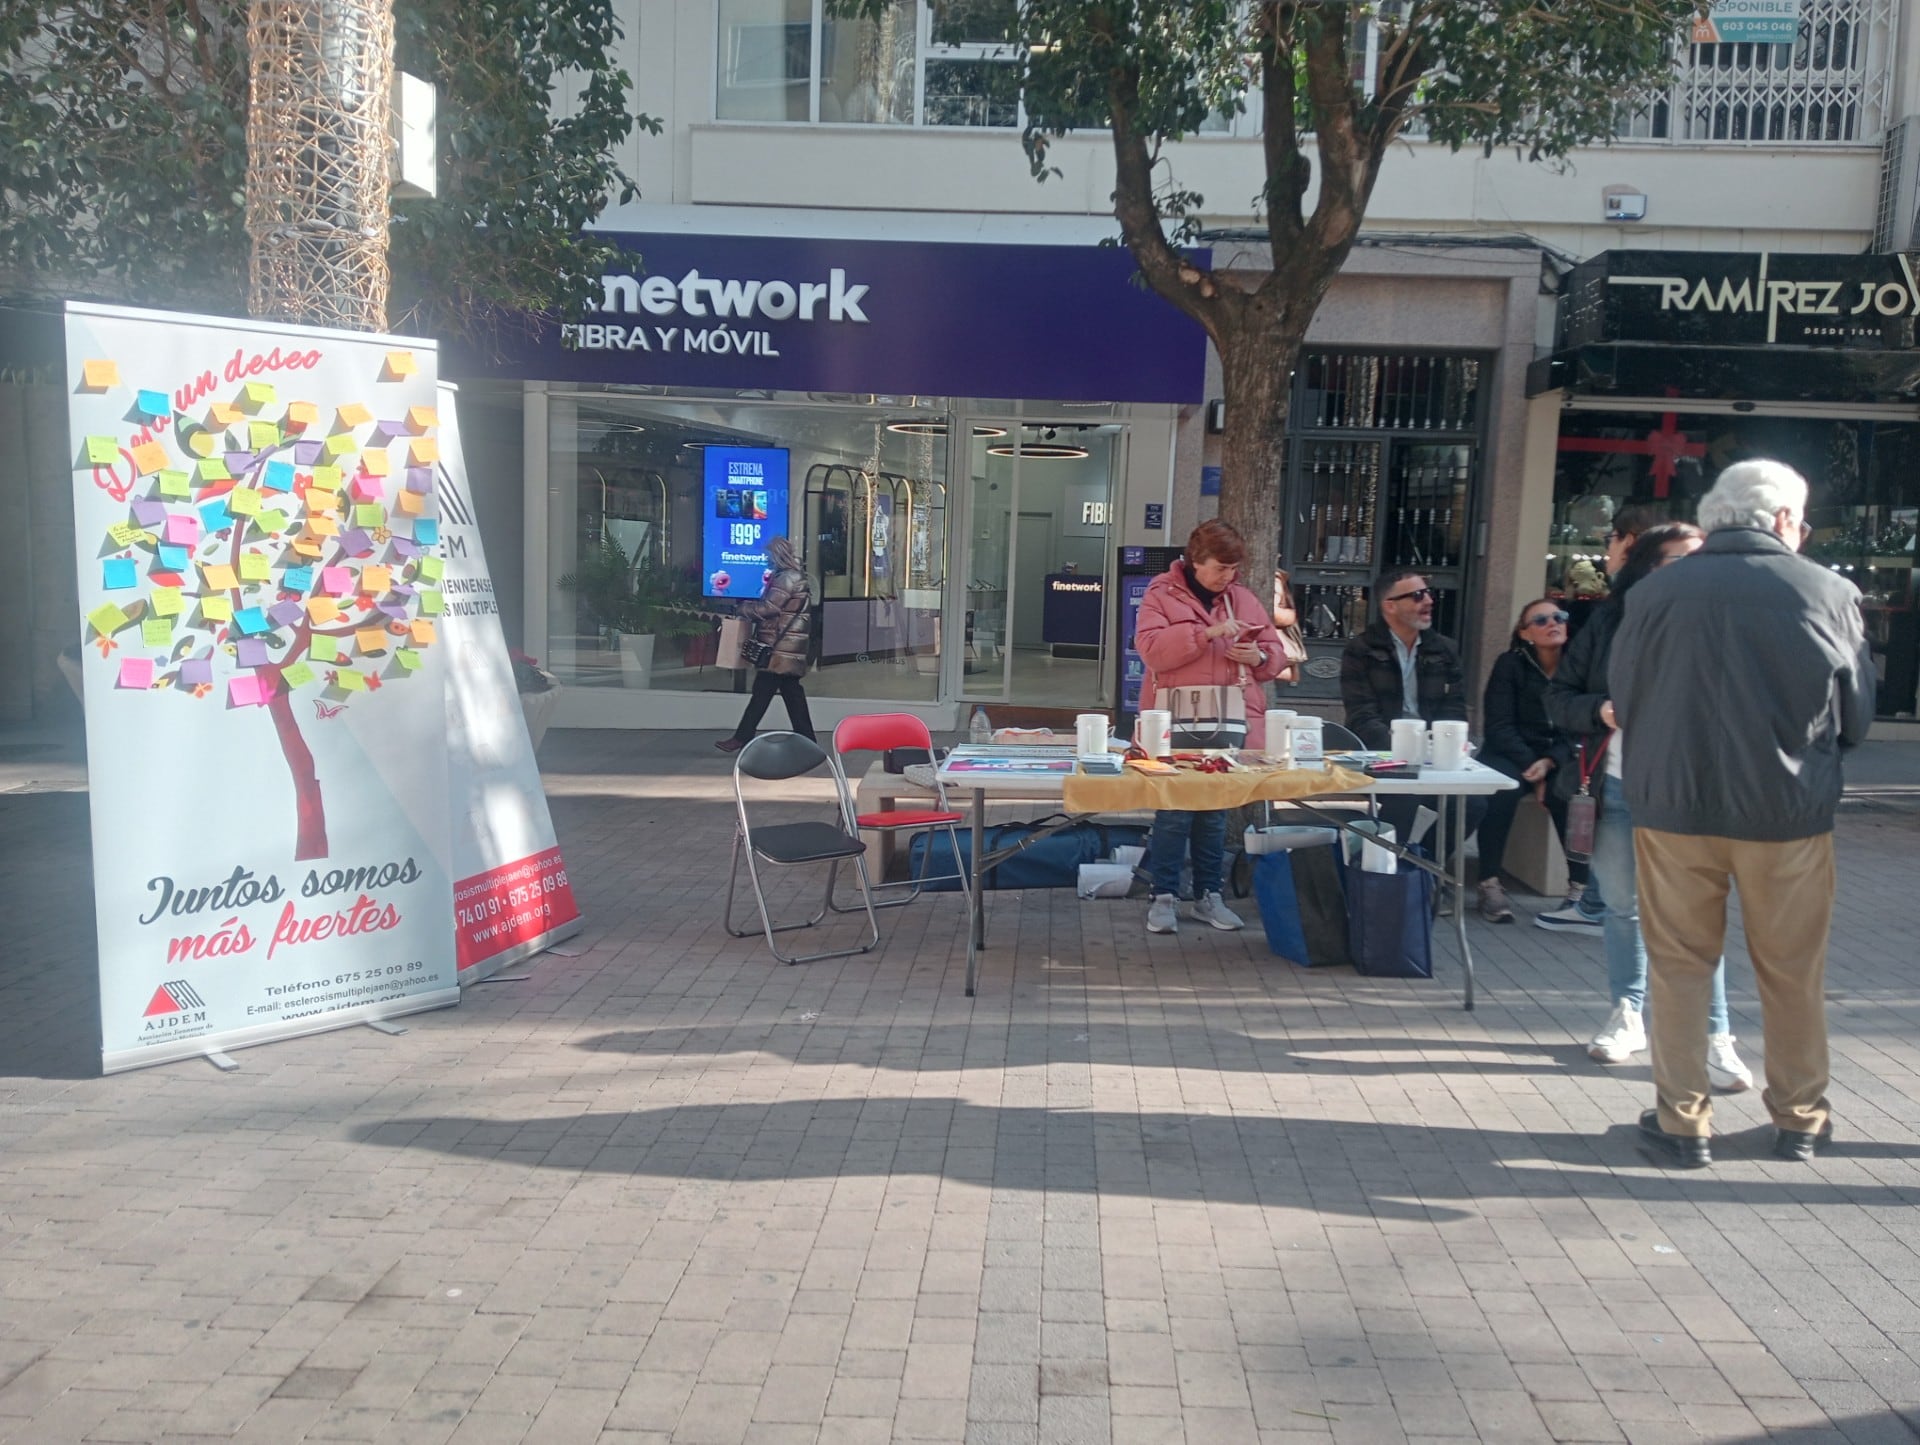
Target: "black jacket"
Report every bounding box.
[1611,526,1875,841]
[1543,603,1621,802]
[1481,644,1575,783]
[1339,621,1467,750]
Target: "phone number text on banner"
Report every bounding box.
[454,847,579,969]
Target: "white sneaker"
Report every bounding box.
[1193,891,1244,931]
[1146,894,1179,934]
[1707,1033,1754,1093]
[1588,1000,1646,1064]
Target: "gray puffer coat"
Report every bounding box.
[741,566,812,678]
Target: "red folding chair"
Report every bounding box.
[828,713,972,917]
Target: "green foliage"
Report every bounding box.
[0,0,654,342]
[559,536,707,639]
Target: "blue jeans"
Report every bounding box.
[1589,774,1729,1032]
[1149,809,1227,898]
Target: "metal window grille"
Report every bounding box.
[1615,0,1897,145]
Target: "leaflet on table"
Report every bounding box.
[943,754,1076,774]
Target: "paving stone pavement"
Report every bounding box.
[4,727,1920,1444]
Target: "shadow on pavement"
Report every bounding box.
[0,792,100,1080]
[347,1102,1920,1221]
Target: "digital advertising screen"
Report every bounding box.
[702,446,790,600]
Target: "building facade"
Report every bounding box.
[445,0,1918,735]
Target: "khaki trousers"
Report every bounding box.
[1633,827,1834,1139]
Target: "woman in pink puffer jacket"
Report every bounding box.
[1134,520,1288,936]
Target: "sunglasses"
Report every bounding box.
[1385,587,1434,603]
[1524,610,1570,628]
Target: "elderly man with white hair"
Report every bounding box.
[1610,460,1875,1168]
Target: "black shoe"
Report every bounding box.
[1772,1122,1834,1162]
[715,738,746,753]
[1637,1109,1712,1169]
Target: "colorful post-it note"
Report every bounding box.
[335,669,367,692]
[207,401,242,428]
[157,468,191,499]
[102,557,138,590]
[337,402,374,427]
[361,565,392,594]
[106,522,144,549]
[321,566,352,594]
[131,498,167,527]
[308,464,342,491]
[198,498,232,533]
[268,600,303,627]
[178,657,212,687]
[247,421,279,450]
[85,436,120,465]
[292,536,324,559]
[382,351,417,379]
[255,509,288,535]
[81,359,121,391]
[356,628,389,654]
[262,460,294,492]
[308,514,339,537]
[201,595,233,622]
[235,638,268,667]
[141,616,173,648]
[353,503,385,528]
[285,400,319,429]
[360,451,391,479]
[407,437,440,465]
[227,487,262,516]
[405,405,437,433]
[394,648,422,672]
[409,618,437,646]
[280,661,316,689]
[418,589,444,615]
[129,441,167,475]
[412,519,439,546]
[241,380,276,410]
[309,633,341,662]
[201,562,239,591]
[305,600,340,627]
[282,565,314,593]
[197,457,232,482]
[404,466,433,494]
[238,553,270,582]
[164,514,200,546]
[150,585,184,617]
[350,474,383,501]
[416,555,444,582]
[396,489,423,516]
[136,389,170,419]
[228,674,265,707]
[233,606,269,636]
[321,433,356,461]
[156,543,189,570]
[118,657,153,689]
[88,603,131,637]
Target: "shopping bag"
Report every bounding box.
[1155,683,1248,749]
[1252,846,1352,968]
[1345,848,1435,979]
[716,617,746,670]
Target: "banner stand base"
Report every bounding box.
[204,1051,239,1073]
[365,1019,408,1036]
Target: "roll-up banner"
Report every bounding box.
[434,383,582,976]
[64,302,460,1073]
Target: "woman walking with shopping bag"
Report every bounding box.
[716,536,816,751]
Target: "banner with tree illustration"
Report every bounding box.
[64,302,458,1074]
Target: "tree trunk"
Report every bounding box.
[1215,319,1307,607]
[267,684,329,860]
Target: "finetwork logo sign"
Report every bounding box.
[141,979,210,1041]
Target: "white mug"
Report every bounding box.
[1430,720,1470,771]
[1264,709,1295,765]
[1138,709,1173,759]
[1389,718,1426,766]
[1076,712,1110,758]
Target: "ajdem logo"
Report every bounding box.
[142,980,208,1034]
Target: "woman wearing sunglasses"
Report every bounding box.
[1473,599,1587,924]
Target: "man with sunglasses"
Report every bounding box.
[1611,460,1875,1167]
[1340,568,1482,876]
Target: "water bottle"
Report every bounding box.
[969,707,991,744]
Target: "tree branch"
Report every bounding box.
[1258,2,1307,257]
[1299,2,1370,257]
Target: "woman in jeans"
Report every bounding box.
[1134,520,1288,935]
[1545,523,1752,1090]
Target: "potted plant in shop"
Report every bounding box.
[560,539,707,689]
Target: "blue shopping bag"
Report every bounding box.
[1252,846,1352,968]
[1344,849,1435,980]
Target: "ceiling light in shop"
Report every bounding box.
[986,441,1090,460]
[884,421,1008,438]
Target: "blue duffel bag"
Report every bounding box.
[906,818,1147,891]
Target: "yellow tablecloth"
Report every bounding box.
[1061,761,1372,814]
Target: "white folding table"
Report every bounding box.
[933,748,1516,1008]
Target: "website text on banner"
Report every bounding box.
[65,302,459,1073]
[434,383,581,976]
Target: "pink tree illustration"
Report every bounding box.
[81,367,445,860]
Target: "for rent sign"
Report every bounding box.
[1691,0,1801,44]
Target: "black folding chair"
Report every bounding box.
[723,732,881,964]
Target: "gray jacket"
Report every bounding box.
[1610,526,1875,841]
